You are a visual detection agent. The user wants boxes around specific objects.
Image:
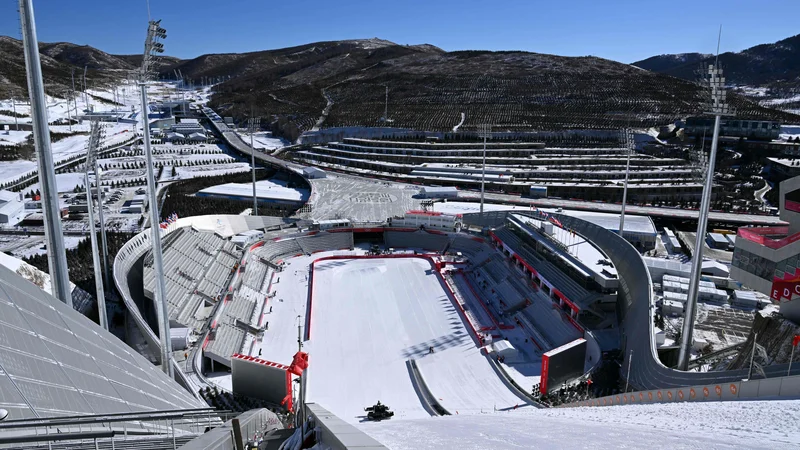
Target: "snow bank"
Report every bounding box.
[364,400,800,449]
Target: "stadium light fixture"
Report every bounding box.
[139,18,174,377]
[618,127,634,237]
[248,107,261,216]
[677,29,735,371]
[0,408,8,422]
[478,124,491,219]
[84,120,108,330]
[18,0,72,307]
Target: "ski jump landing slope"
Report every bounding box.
[305,257,526,423]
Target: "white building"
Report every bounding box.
[662,299,684,316]
[419,186,458,199]
[186,132,207,142]
[172,118,205,136]
[0,190,25,224]
[389,210,462,231]
[303,167,326,179]
[165,132,185,142]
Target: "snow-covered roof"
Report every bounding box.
[198,180,309,202]
[421,186,458,193]
[0,189,19,204]
[187,132,206,140]
[707,232,729,244]
[303,166,325,175]
[559,210,656,235]
[165,132,185,140]
[179,118,200,124]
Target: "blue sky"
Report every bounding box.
[2,0,799,63]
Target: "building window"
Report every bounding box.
[732,247,777,281]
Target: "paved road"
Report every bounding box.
[461,191,785,226]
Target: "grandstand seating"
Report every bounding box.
[449,236,487,256]
[143,228,243,330]
[385,231,449,252]
[492,227,601,308]
[242,259,269,292]
[254,238,303,262]
[297,232,354,255]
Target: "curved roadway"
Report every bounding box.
[544,212,793,391]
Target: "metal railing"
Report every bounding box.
[0,409,228,450]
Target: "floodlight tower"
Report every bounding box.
[677,57,735,371]
[248,112,261,216]
[11,96,19,131]
[138,18,174,376]
[478,124,491,218]
[83,121,107,330]
[71,68,79,120]
[618,127,634,237]
[18,0,72,307]
[384,85,389,121]
[83,66,89,111]
[90,132,111,290]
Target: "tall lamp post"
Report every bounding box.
[478,124,491,219]
[248,112,260,216]
[677,61,735,371]
[84,120,107,330]
[139,18,174,377]
[618,127,633,237]
[19,0,72,306]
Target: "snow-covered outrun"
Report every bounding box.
[365,400,800,449]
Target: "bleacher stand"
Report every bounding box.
[241,259,269,292]
[296,232,354,255]
[142,228,243,330]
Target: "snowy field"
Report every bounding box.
[304,257,525,422]
[365,400,800,449]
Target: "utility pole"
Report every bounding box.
[19,0,72,307]
[677,32,735,371]
[71,68,78,120]
[11,97,19,131]
[83,66,89,111]
[64,88,72,132]
[249,109,260,216]
[84,121,107,329]
[139,18,173,377]
[618,127,632,237]
[384,85,388,121]
[478,124,490,219]
[94,159,110,290]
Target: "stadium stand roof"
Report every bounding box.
[0,264,204,420]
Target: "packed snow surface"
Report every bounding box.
[305,257,525,423]
[364,400,800,449]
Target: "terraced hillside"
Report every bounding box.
[197,39,800,138]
